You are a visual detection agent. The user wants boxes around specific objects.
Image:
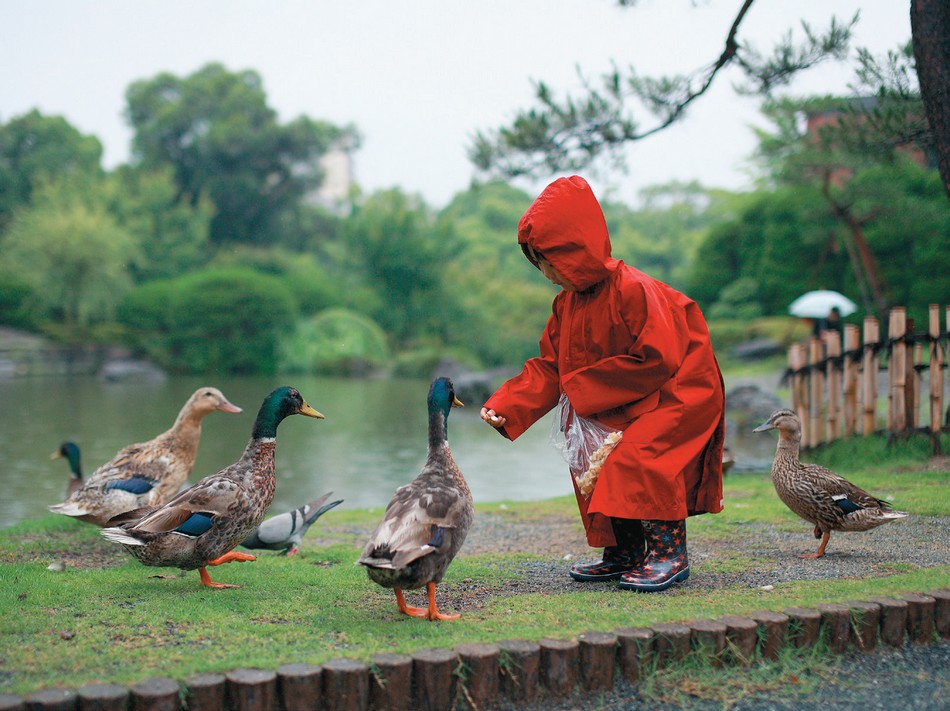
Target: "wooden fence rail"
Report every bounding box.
[786,304,949,453]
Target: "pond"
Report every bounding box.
[0,374,777,529]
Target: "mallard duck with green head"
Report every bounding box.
[359,377,472,620]
[101,387,324,588]
[754,408,908,558]
[51,441,83,499]
[49,387,242,526]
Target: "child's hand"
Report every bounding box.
[480,407,506,428]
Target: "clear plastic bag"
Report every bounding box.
[549,392,622,496]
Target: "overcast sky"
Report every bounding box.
[2,1,912,208]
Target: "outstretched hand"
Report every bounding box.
[480,407,506,428]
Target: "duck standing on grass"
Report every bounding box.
[49,388,242,526]
[241,492,343,556]
[51,442,83,499]
[101,387,324,589]
[359,377,472,621]
[754,408,909,558]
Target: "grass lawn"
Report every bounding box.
[1,437,947,697]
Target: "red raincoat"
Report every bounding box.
[484,176,725,547]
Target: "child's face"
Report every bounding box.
[530,248,572,290]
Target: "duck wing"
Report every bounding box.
[123,476,242,535]
[360,480,469,570]
[75,442,171,494]
[798,462,891,511]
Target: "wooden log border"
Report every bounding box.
[10,588,947,711]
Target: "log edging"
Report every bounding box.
[9,588,947,711]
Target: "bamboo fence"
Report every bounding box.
[786,304,949,453]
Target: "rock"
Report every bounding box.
[98,359,167,384]
[725,383,784,422]
[731,338,782,361]
[431,359,494,404]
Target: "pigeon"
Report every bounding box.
[241,492,343,555]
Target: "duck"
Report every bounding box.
[51,442,83,499]
[100,386,324,588]
[49,387,242,525]
[753,408,908,558]
[241,492,343,556]
[359,377,472,621]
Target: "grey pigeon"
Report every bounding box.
[241,492,343,555]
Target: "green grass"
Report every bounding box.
[1,446,947,696]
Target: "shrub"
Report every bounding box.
[280,308,390,376]
[119,267,296,374]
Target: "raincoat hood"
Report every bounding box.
[518,176,613,291]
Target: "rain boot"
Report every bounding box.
[617,519,689,591]
[569,517,646,582]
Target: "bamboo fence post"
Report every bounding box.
[790,344,808,445]
[843,324,860,437]
[825,329,842,442]
[905,318,918,430]
[889,308,907,435]
[930,305,945,454]
[913,339,923,430]
[808,337,824,446]
[862,316,880,435]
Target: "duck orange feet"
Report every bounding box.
[394,583,459,620]
[198,566,240,589]
[198,551,257,588]
[208,551,256,566]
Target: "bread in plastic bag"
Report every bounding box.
[549,392,622,496]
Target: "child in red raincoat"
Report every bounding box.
[480,176,725,591]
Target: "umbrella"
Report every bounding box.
[788,290,857,318]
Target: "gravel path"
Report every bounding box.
[300,502,950,622]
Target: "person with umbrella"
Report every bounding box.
[788,290,857,338]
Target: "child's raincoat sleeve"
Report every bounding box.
[483,309,562,441]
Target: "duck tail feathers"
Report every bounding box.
[882,510,909,520]
[101,527,146,546]
[48,502,90,517]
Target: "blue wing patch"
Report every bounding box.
[427,525,445,549]
[105,477,155,495]
[832,494,863,514]
[175,512,215,537]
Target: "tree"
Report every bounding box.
[2,180,137,333]
[125,63,360,245]
[470,1,950,200]
[0,110,103,232]
[105,166,212,281]
[911,0,950,197]
[342,189,455,347]
[687,160,948,321]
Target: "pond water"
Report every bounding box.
[0,375,777,530]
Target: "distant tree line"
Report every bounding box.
[0,58,946,376]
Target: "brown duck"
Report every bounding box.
[359,377,472,620]
[101,387,324,588]
[49,387,242,525]
[754,408,908,558]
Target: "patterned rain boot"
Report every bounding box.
[569,518,646,582]
[617,519,689,591]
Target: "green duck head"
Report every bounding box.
[252,386,325,440]
[428,377,464,445]
[51,441,82,480]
